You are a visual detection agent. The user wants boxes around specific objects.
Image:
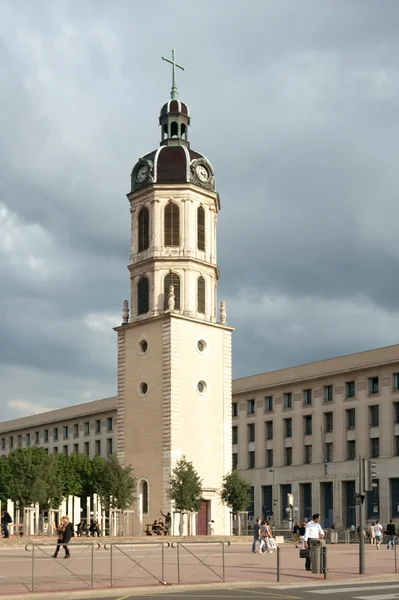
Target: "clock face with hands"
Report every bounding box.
[136,165,149,183]
[195,164,210,182]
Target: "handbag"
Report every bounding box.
[299,548,310,558]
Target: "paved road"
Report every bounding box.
[69,582,399,600]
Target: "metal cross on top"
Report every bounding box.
[162,49,184,100]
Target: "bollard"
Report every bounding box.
[277,545,280,582]
[395,541,397,574]
[322,545,327,580]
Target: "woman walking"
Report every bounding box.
[374,520,383,550]
[369,522,376,546]
[53,516,74,559]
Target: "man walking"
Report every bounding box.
[1,510,12,539]
[251,518,261,553]
[303,513,324,571]
[386,519,396,550]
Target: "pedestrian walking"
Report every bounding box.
[251,518,261,553]
[299,521,307,548]
[1,510,12,539]
[374,520,383,550]
[293,521,301,548]
[386,519,396,550]
[369,522,376,546]
[52,516,74,559]
[303,513,324,571]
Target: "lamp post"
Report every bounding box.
[269,468,278,526]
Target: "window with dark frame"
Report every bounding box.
[284,418,292,438]
[325,412,333,433]
[325,442,333,462]
[248,423,255,443]
[138,206,149,252]
[265,421,273,440]
[285,447,292,465]
[369,405,379,427]
[138,277,150,314]
[304,415,312,435]
[304,444,312,464]
[247,399,255,415]
[347,440,356,460]
[265,396,273,412]
[266,449,273,467]
[369,377,379,395]
[346,408,356,429]
[197,276,206,314]
[284,393,292,409]
[394,373,399,391]
[232,426,238,444]
[248,451,255,469]
[370,437,379,458]
[346,381,356,398]
[323,385,333,403]
[394,403,399,424]
[197,205,205,251]
[232,402,238,417]
[164,202,180,246]
[232,453,238,470]
[303,389,312,405]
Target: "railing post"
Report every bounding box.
[31,544,35,592]
[177,542,181,584]
[110,543,113,588]
[395,540,397,574]
[162,542,165,583]
[91,543,94,588]
[276,545,280,582]
[222,542,225,582]
[322,545,327,580]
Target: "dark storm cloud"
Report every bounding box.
[1,0,399,417]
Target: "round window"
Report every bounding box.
[197,340,207,353]
[197,380,207,394]
[139,382,149,397]
[139,340,148,354]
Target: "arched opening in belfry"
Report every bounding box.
[164,202,180,246]
[138,206,149,252]
[164,272,181,311]
[197,276,206,314]
[197,205,205,251]
[137,277,149,315]
[170,121,179,138]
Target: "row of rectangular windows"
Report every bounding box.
[233,435,392,470]
[52,438,113,457]
[249,479,399,520]
[0,417,114,451]
[232,403,394,443]
[233,374,399,417]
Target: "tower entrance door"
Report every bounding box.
[196,500,210,535]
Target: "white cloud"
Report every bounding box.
[8,399,52,416]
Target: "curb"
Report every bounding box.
[1,574,399,600]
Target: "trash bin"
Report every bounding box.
[326,530,338,544]
[310,539,326,574]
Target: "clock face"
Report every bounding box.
[196,164,210,182]
[136,165,148,183]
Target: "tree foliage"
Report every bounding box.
[0,448,136,509]
[220,470,251,514]
[169,456,203,512]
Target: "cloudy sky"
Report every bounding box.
[1,0,399,419]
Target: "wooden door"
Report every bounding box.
[196,500,209,535]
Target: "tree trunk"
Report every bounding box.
[179,510,183,536]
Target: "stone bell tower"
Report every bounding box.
[114,51,233,535]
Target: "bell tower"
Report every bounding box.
[115,51,233,535]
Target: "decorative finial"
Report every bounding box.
[220,300,226,325]
[122,300,129,325]
[168,285,175,311]
[162,49,184,100]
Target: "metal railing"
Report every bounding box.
[103,541,170,587]
[25,542,101,592]
[170,540,230,584]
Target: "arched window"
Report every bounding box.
[137,277,149,315]
[164,203,180,247]
[139,479,149,515]
[138,207,149,252]
[171,121,179,137]
[197,276,206,314]
[197,206,205,251]
[164,272,181,311]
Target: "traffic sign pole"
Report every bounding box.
[359,455,365,574]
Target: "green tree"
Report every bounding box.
[92,454,136,510]
[7,447,50,507]
[169,456,203,535]
[0,456,11,504]
[220,470,252,535]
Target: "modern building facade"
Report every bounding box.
[233,344,399,529]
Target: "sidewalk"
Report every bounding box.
[0,541,397,597]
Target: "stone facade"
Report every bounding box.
[232,344,399,529]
